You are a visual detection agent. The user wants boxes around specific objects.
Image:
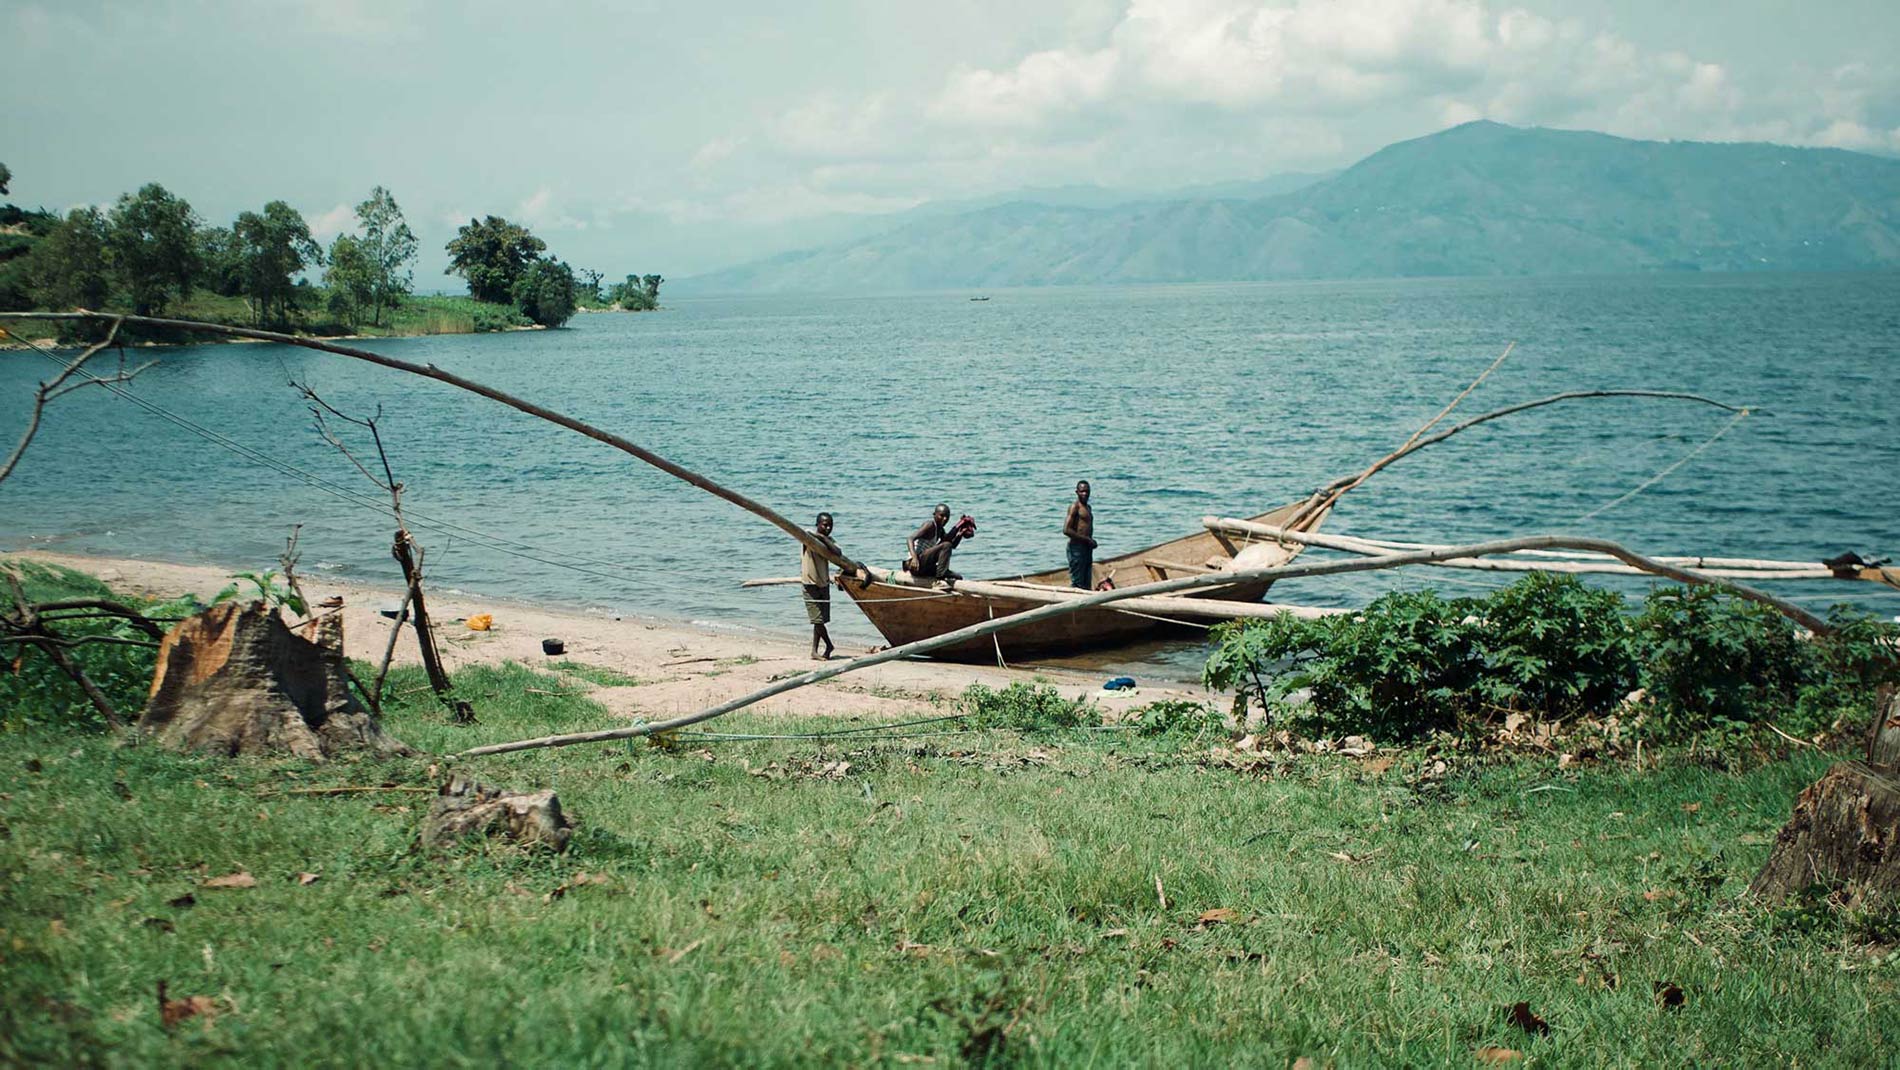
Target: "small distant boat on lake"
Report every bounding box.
[969,296,990,301]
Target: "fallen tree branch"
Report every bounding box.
[3,568,123,728]
[0,633,160,650]
[2,312,868,575]
[456,533,1831,758]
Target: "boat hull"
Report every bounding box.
[841,500,1318,662]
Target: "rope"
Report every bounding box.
[1575,408,1751,523]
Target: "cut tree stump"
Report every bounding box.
[418,775,573,852]
[1747,762,1900,907]
[139,600,411,760]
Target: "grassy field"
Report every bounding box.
[2,563,1894,1065]
[4,665,1896,1066]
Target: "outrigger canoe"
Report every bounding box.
[841,499,1330,663]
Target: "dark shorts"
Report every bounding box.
[1067,539,1093,590]
[802,584,830,624]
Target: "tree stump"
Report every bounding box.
[139,600,410,760]
[1747,762,1900,907]
[418,775,573,851]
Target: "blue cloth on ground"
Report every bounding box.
[1103,676,1136,691]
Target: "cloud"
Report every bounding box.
[673,0,1900,228]
[307,202,355,244]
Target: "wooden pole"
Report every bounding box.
[456,532,1834,758]
[392,530,470,723]
[370,584,415,705]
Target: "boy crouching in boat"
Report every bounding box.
[802,512,843,660]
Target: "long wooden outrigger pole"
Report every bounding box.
[457,532,1837,758]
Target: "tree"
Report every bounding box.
[575,267,603,304]
[323,233,374,326]
[106,183,201,315]
[231,201,322,326]
[0,162,10,196]
[642,274,663,302]
[513,258,576,327]
[445,215,544,304]
[196,225,245,298]
[607,274,657,310]
[26,207,111,310]
[354,186,416,327]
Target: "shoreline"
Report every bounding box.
[4,549,1205,722]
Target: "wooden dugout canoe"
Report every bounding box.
[840,500,1326,662]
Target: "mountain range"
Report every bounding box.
[679,122,1900,293]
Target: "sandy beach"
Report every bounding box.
[5,550,1208,723]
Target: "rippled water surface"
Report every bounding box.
[4,274,1897,676]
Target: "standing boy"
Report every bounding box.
[801,512,842,660]
[1064,480,1096,589]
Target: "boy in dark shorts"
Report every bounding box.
[1063,480,1096,589]
[801,512,842,660]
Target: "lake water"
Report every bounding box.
[4,273,1897,679]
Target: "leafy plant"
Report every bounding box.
[1635,586,1812,737]
[1478,572,1637,717]
[1129,699,1226,740]
[960,682,1097,732]
[213,569,308,617]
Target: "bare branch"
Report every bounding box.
[1283,388,1751,530]
[0,318,136,485]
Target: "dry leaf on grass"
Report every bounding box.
[1196,908,1239,927]
[1681,802,1702,814]
[203,872,257,890]
[1507,1001,1551,1036]
[1474,1048,1522,1063]
[157,981,219,1029]
[296,872,320,886]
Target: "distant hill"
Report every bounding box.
[681,122,1900,293]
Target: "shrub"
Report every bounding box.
[1128,699,1225,739]
[1635,586,1814,736]
[1478,572,1637,717]
[1207,589,1487,740]
[960,682,1097,732]
[1203,574,1885,745]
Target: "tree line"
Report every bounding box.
[0,163,662,334]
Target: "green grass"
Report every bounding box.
[3,564,1895,1065]
[4,669,1896,1065]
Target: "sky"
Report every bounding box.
[4,0,1897,282]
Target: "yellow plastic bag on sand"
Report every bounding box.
[466,613,493,632]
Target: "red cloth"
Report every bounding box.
[952,515,977,540]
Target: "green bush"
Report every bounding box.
[1478,571,1637,717]
[1635,586,1813,735]
[960,682,1097,732]
[1204,574,1891,745]
[0,564,193,732]
[1207,588,1488,739]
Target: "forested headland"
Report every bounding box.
[0,163,662,345]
